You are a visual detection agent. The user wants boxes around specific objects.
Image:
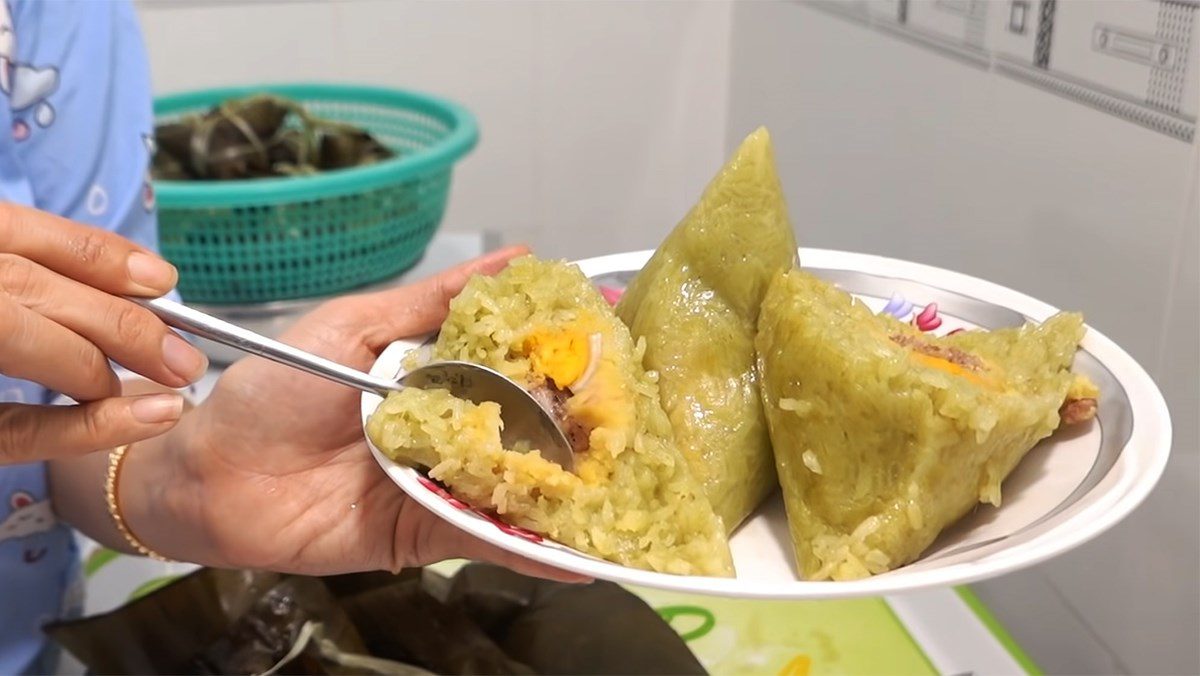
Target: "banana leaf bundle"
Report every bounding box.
[44,563,704,676]
[153,94,394,181]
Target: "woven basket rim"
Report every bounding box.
[152,82,477,208]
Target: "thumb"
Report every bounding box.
[360,245,531,350]
[0,394,184,464]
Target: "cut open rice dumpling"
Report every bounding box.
[756,269,1098,581]
[367,256,734,577]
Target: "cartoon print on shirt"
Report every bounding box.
[86,184,109,216]
[0,1,59,142]
[141,133,156,212]
[0,491,57,563]
[0,1,12,95]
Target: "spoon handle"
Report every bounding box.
[131,296,400,397]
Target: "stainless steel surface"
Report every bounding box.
[135,296,575,469]
[401,361,576,469]
[134,296,400,395]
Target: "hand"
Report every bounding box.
[130,246,586,582]
[0,203,208,464]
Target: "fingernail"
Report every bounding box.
[131,394,184,424]
[127,252,178,291]
[162,333,208,381]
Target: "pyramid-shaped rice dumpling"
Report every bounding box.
[756,269,1097,580]
[368,257,734,577]
[617,127,797,532]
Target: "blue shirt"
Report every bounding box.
[0,2,159,672]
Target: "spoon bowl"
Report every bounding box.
[397,360,575,469]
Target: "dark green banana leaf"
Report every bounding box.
[45,563,706,676]
[448,564,706,675]
[152,94,394,181]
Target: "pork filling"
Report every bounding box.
[528,383,593,454]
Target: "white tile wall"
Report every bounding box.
[728,3,1198,674]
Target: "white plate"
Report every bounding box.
[360,248,1171,599]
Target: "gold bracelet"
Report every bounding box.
[105,443,173,562]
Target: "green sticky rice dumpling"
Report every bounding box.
[756,269,1097,580]
[616,127,797,533]
[367,257,734,577]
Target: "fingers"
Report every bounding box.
[0,394,183,464]
[0,255,208,387]
[359,245,530,348]
[0,294,120,401]
[0,202,178,296]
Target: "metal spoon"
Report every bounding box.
[132,296,575,470]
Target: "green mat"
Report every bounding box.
[634,586,934,675]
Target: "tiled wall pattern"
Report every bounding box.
[806,0,1198,142]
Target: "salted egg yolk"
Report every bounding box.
[523,329,590,389]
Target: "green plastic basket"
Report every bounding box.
[152,83,478,304]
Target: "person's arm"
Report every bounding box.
[49,249,586,583]
[47,378,203,559]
